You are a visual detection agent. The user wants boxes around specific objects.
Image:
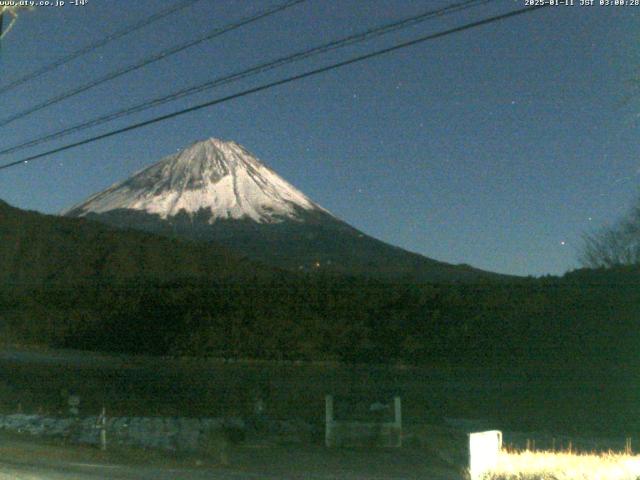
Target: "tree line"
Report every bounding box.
[2,267,638,375]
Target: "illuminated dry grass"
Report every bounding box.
[486,450,640,480]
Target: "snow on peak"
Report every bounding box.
[63,138,328,223]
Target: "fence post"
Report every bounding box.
[393,396,402,447]
[98,406,107,451]
[325,395,334,447]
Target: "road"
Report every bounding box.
[0,457,461,480]
[0,459,257,480]
[0,434,462,480]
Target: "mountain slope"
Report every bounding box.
[0,199,274,287]
[64,138,508,283]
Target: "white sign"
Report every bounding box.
[468,430,502,480]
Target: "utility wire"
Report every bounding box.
[0,0,307,127]
[0,4,548,172]
[0,0,202,95]
[0,0,494,158]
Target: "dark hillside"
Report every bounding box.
[0,199,273,286]
[1,200,638,381]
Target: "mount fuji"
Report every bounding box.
[64,138,501,282]
[64,139,324,224]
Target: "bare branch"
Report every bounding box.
[0,6,33,40]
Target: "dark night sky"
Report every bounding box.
[0,0,638,276]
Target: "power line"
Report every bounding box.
[0,0,202,95]
[0,0,307,127]
[0,4,549,172]
[0,0,494,158]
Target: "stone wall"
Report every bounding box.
[0,413,244,451]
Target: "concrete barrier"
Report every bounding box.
[468,430,502,480]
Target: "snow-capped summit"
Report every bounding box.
[63,138,326,223]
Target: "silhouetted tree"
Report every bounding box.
[580,195,640,268]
